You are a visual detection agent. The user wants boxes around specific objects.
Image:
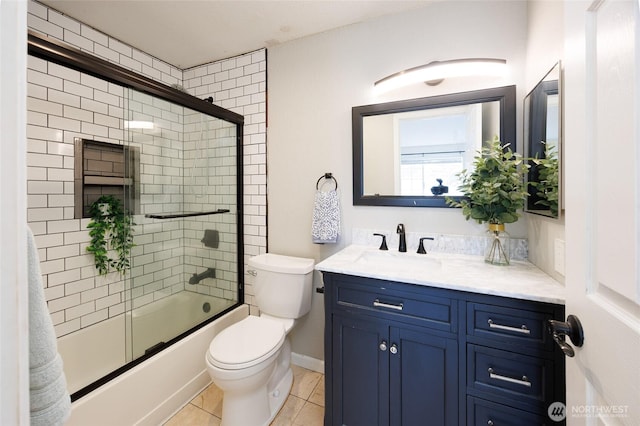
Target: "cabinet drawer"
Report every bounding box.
[335,280,454,332]
[467,345,555,410]
[467,302,554,352]
[467,396,548,426]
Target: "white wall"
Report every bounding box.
[267,1,529,360]
[524,0,566,283]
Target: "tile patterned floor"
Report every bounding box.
[164,365,324,426]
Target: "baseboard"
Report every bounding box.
[291,352,324,374]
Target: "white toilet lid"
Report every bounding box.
[208,316,285,370]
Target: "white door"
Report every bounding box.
[563,0,640,424]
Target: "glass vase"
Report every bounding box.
[485,223,510,265]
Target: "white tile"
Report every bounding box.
[47,243,79,260]
[27,14,63,39]
[81,309,109,328]
[27,124,64,142]
[64,29,94,52]
[65,277,95,295]
[48,116,81,132]
[108,38,132,57]
[66,301,95,320]
[28,97,63,116]
[28,180,64,194]
[81,24,108,46]
[48,292,81,313]
[64,80,94,98]
[80,97,108,114]
[94,43,120,63]
[48,89,80,108]
[47,219,80,233]
[28,207,64,222]
[27,82,48,100]
[28,69,63,90]
[27,0,48,19]
[48,62,81,83]
[48,9,80,33]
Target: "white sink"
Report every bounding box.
[355,250,441,271]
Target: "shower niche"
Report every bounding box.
[74,138,140,218]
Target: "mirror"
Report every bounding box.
[353,85,516,207]
[524,62,562,218]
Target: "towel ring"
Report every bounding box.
[316,173,338,190]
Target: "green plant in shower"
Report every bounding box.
[86,195,135,276]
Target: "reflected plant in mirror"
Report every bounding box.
[531,142,559,216]
[353,86,516,207]
[524,62,562,218]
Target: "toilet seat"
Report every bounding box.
[207,316,285,370]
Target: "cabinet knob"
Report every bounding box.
[379,341,388,351]
[487,421,494,426]
[390,343,398,354]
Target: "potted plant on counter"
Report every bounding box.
[446,136,529,265]
[86,195,135,275]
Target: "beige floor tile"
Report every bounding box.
[166,368,325,426]
[191,383,224,417]
[290,365,322,400]
[307,375,325,407]
[292,402,324,426]
[163,403,221,426]
[270,394,306,426]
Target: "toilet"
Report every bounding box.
[205,253,315,426]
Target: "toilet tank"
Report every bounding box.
[248,253,315,319]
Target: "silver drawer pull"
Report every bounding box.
[487,319,530,335]
[488,367,532,387]
[373,299,403,311]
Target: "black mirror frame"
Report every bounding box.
[352,85,516,207]
[524,62,562,219]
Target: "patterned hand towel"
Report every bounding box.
[311,189,341,244]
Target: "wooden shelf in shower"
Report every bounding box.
[144,209,230,219]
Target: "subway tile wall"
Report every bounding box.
[27,0,267,336]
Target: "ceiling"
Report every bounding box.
[40,0,434,69]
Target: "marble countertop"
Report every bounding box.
[315,245,565,305]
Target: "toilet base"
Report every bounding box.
[218,366,293,426]
[266,367,293,425]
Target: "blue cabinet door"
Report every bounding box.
[331,313,390,426]
[389,327,458,426]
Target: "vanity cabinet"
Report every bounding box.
[322,272,565,426]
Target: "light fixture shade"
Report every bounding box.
[374,58,507,93]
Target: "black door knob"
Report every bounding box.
[547,314,584,357]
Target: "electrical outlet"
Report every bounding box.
[554,239,565,276]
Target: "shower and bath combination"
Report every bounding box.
[28,32,245,401]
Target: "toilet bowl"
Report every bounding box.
[205,253,314,426]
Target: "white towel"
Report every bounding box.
[28,228,71,426]
[311,189,341,244]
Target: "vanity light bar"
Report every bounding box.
[373,58,507,93]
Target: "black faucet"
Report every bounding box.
[396,224,406,252]
[417,237,435,254]
[189,267,216,285]
[373,233,388,250]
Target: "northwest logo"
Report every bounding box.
[548,402,567,422]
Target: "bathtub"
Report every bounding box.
[128,291,236,360]
[58,294,247,426]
